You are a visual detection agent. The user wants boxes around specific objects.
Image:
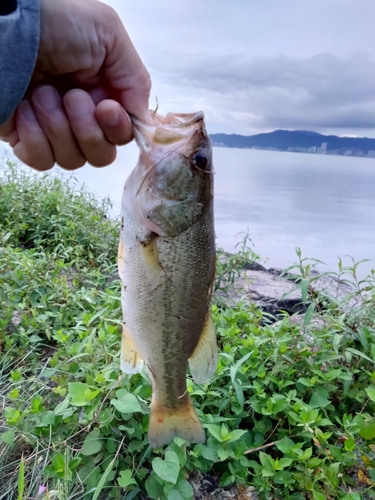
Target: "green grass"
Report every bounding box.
[1,161,375,500]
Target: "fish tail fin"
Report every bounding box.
[148,395,205,448]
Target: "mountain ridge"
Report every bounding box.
[210,130,375,157]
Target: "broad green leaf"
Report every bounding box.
[309,387,331,408]
[81,429,103,456]
[40,411,55,426]
[118,470,137,488]
[278,457,293,468]
[11,371,22,382]
[275,437,295,454]
[344,437,355,451]
[298,377,314,387]
[312,491,326,500]
[145,476,164,500]
[5,408,21,424]
[68,382,100,406]
[273,399,288,414]
[201,444,218,462]
[359,420,375,441]
[8,388,19,399]
[152,451,180,484]
[111,394,142,414]
[167,491,183,500]
[259,452,274,471]
[1,430,15,445]
[69,458,82,471]
[54,398,70,416]
[175,479,193,499]
[217,445,230,461]
[365,387,375,402]
[206,424,223,442]
[227,429,247,443]
[52,453,65,474]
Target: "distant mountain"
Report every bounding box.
[210,130,375,157]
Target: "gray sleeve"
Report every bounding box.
[0,0,41,124]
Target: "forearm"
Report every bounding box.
[0,0,41,124]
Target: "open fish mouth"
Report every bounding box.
[130,111,206,151]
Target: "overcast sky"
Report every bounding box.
[105,0,375,137]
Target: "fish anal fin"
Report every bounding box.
[189,312,217,384]
[139,236,168,289]
[121,324,144,374]
[148,395,205,448]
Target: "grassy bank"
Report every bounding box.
[1,162,375,500]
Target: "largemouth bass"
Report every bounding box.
[118,111,217,448]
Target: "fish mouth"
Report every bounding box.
[130,111,207,153]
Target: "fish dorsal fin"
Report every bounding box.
[139,236,168,289]
[189,312,217,384]
[121,324,144,374]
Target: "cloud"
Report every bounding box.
[148,53,375,134]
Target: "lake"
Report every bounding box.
[2,143,375,277]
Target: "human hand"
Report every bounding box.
[0,0,151,171]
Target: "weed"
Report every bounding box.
[1,161,375,499]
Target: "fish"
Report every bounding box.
[118,110,217,448]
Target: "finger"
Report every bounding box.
[95,100,133,145]
[31,85,86,170]
[13,101,55,171]
[88,87,110,105]
[0,114,19,147]
[63,89,116,167]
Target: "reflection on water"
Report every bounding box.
[2,143,375,276]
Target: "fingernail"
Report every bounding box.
[36,86,59,111]
[19,101,37,121]
[65,91,91,117]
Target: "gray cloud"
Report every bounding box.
[103,0,375,136]
[148,53,375,134]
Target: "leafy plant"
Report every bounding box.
[1,161,375,499]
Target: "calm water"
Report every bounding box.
[2,144,375,276]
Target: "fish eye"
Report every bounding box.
[193,150,208,170]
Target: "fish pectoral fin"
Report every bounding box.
[121,324,144,374]
[139,236,169,289]
[118,238,125,280]
[189,311,218,384]
[148,395,205,448]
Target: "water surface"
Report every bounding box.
[2,144,375,276]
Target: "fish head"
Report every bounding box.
[129,111,213,237]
